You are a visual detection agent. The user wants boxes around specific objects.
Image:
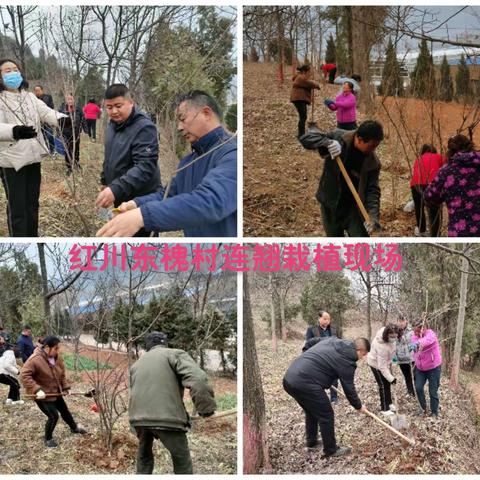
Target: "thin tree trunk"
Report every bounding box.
[269,273,277,353]
[450,252,469,388]
[37,243,52,334]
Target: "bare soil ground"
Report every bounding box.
[244,62,480,237]
[0,131,180,237]
[255,332,480,474]
[0,344,236,474]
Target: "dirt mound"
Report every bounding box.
[257,338,480,474]
[244,62,458,237]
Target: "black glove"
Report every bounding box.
[390,377,397,385]
[199,411,215,418]
[12,125,37,140]
[58,116,73,129]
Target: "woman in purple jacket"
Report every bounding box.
[411,319,442,418]
[325,82,357,131]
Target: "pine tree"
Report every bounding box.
[325,34,336,64]
[456,53,472,99]
[439,55,453,102]
[381,38,404,97]
[410,39,436,98]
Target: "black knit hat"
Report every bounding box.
[145,331,168,351]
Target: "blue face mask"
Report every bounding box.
[2,71,23,89]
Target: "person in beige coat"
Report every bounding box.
[367,324,399,417]
[0,58,68,237]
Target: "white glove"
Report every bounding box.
[36,389,46,399]
[327,140,341,158]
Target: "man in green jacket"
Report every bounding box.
[129,331,216,474]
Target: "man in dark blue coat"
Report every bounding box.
[283,337,369,458]
[96,90,237,237]
[95,84,161,236]
[17,325,34,363]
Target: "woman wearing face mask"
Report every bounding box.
[367,324,399,417]
[0,58,67,237]
[410,319,442,418]
[20,336,87,448]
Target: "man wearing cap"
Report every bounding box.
[129,331,217,474]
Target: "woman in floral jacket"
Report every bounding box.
[424,134,480,236]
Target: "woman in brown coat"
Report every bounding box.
[20,336,87,448]
[290,64,320,138]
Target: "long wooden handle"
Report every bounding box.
[330,386,415,445]
[191,409,237,421]
[334,156,370,224]
[24,392,85,399]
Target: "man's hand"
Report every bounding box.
[95,187,115,208]
[13,125,37,140]
[36,389,46,399]
[358,406,368,414]
[409,342,420,352]
[327,140,341,158]
[96,208,144,237]
[117,200,137,213]
[199,411,215,418]
[364,220,382,235]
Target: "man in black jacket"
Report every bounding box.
[304,310,340,404]
[95,84,161,236]
[283,337,370,457]
[34,85,55,154]
[300,120,383,237]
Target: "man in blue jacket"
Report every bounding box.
[17,325,34,363]
[95,84,161,236]
[96,90,237,237]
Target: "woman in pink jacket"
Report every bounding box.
[411,319,442,418]
[367,324,399,417]
[325,81,357,131]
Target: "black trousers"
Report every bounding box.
[337,121,357,131]
[64,132,81,171]
[399,362,415,396]
[0,162,41,237]
[86,119,97,140]
[283,378,337,455]
[0,374,20,401]
[292,100,308,138]
[328,68,337,84]
[321,204,369,237]
[35,396,77,440]
[411,185,440,236]
[135,427,193,474]
[370,366,392,411]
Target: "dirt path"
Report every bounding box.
[243,62,475,237]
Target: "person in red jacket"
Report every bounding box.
[321,63,337,84]
[410,144,445,236]
[83,98,102,141]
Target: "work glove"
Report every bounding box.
[324,99,337,111]
[409,342,420,352]
[36,389,46,399]
[58,116,73,130]
[389,378,397,385]
[199,411,215,418]
[364,219,382,235]
[12,125,37,140]
[327,140,341,158]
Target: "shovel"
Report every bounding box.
[390,376,409,431]
[330,386,415,446]
[191,408,237,422]
[24,388,96,400]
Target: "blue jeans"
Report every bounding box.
[415,365,441,414]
